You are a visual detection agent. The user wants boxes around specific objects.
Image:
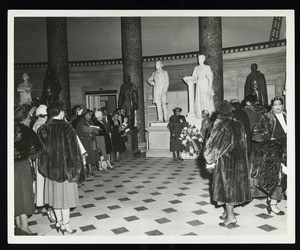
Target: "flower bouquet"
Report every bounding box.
[179,123,203,156]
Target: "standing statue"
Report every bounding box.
[147,61,169,122]
[118,75,139,126]
[192,54,215,118]
[244,63,268,108]
[17,73,33,105]
[40,68,61,107]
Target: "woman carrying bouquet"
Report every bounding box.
[168,107,187,161]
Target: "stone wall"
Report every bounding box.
[14,45,286,128]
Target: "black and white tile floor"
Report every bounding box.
[28,155,287,237]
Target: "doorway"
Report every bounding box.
[85,90,118,115]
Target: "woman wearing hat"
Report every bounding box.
[32,104,57,223]
[14,105,42,235]
[204,100,251,228]
[37,100,85,235]
[168,107,187,161]
[76,109,100,176]
[93,110,114,170]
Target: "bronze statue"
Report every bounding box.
[40,68,61,106]
[118,75,139,126]
[244,63,268,108]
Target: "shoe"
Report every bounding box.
[47,210,56,223]
[55,220,62,233]
[219,213,227,220]
[60,222,76,235]
[178,157,184,162]
[17,228,38,235]
[107,163,114,169]
[173,158,178,162]
[88,171,95,176]
[266,200,285,215]
[219,218,237,228]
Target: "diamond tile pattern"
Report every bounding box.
[26,156,286,237]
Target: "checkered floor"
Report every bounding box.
[27,155,287,237]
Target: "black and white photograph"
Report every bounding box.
[7,10,295,244]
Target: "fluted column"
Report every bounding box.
[46,17,70,110]
[121,17,145,144]
[199,17,224,109]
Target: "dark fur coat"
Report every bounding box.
[37,119,85,184]
[250,111,287,196]
[14,122,42,161]
[204,115,252,205]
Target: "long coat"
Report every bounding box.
[76,117,100,164]
[250,111,287,197]
[168,115,187,152]
[37,119,85,184]
[204,115,251,205]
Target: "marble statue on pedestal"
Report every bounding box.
[147,61,169,122]
[17,73,33,105]
[192,54,215,118]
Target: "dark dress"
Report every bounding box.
[94,119,113,155]
[14,122,42,217]
[76,117,100,165]
[168,115,187,152]
[204,115,252,205]
[111,119,123,153]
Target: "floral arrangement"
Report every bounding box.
[179,123,203,156]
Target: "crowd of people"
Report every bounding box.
[14,92,287,235]
[168,95,287,228]
[14,100,131,235]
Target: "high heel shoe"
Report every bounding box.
[60,222,77,235]
[47,210,56,223]
[219,213,227,220]
[55,221,62,233]
[266,200,285,215]
[219,218,237,228]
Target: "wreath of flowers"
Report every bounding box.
[179,123,203,156]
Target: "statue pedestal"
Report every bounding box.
[146,122,172,158]
[125,127,140,155]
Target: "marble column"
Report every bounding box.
[121,17,146,145]
[46,17,70,110]
[198,17,223,109]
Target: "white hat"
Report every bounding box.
[94,110,103,119]
[35,105,47,116]
[77,108,84,116]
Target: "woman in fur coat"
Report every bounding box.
[250,97,287,215]
[204,101,251,228]
[37,100,86,235]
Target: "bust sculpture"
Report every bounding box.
[147,60,169,122]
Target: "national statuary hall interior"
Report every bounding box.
[9,12,295,244]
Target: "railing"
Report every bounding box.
[14,39,286,69]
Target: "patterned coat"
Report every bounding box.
[204,115,251,205]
